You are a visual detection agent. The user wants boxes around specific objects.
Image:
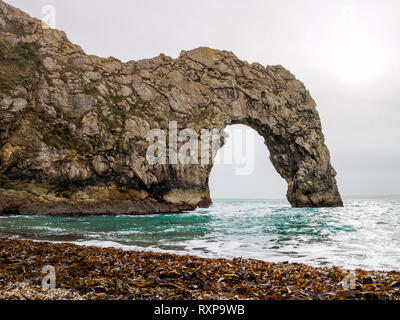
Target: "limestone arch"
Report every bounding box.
[156,48,343,209]
[0,1,343,215]
[186,109,343,208]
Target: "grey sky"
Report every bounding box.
[7,0,400,198]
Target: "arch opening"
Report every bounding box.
[209,124,287,200]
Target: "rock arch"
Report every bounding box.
[0,2,342,215]
[151,48,343,209]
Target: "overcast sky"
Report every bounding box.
[7,0,400,199]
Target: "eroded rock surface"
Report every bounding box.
[0,1,343,216]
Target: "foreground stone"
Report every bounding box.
[0,1,342,216]
[1,238,399,300]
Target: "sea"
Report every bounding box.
[1,198,399,271]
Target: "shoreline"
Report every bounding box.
[6,236,397,273]
[1,238,400,300]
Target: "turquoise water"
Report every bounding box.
[1,199,400,271]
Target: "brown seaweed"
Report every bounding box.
[1,238,399,300]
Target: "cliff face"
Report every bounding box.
[0,1,343,216]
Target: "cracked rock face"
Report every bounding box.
[0,1,343,216]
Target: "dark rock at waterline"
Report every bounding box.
[0,1,342,216]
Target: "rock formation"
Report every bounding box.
[0,1,343,216]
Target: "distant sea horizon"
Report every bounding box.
[213,194,400,200]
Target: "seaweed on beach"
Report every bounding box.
[0,238,400,300]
